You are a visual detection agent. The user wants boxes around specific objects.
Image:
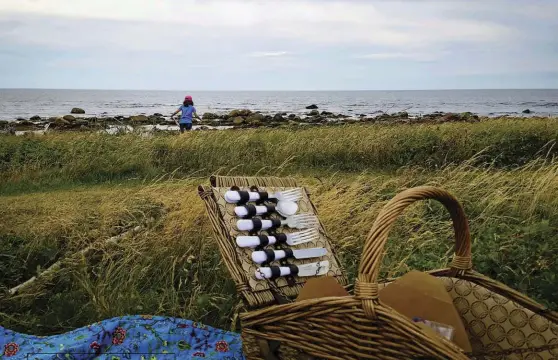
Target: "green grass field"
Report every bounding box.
[1,117,557,336]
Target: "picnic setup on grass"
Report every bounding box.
[3,175,558,360]
[197,175,558,360]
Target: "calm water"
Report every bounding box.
[0,89,557,121]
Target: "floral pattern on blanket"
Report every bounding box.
[1,315,245,360]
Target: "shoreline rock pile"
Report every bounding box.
[0,105,549,134]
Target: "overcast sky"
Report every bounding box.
[0,0,557,90]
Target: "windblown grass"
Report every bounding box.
[1,117,557,194]
[1,158,557,336]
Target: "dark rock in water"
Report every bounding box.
[321,111,333,116]
[203,112,219,120]
[288,114,297,119]
[71,108,85,114]
[308,110,319,116]
[63,115,76,122]
[281,112,288,116]
[229,109,252,117]
[17,117,25,121]
[153,113,163,117]
[306,104,318,110]
[522,109,531,114]
[273,113,285,122]
[30,115,41,121]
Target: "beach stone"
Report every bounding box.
[273,113,285,122]
[229,109,252,117]
[17,117,25,121]
[308,110,319,116]
[30,115,42,121]
[153,113,163,117]
[306,104,318,109]
[63,115,76,122]
[71,108,85,114]
[247,113,265,124]
[522,109,531,114]
[232,116,245,125]
[54,117,70,125]
[321,111,333,116]
[288,114,297,119]
[250,119,263,127]
[75,120,89,126]
[203,112,219,120]
[130,115,149,123]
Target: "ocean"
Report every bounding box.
[1,89,557,121]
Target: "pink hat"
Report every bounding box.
[184,95,193,101]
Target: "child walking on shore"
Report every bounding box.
[171,95,201,133]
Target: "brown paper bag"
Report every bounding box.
[296,276,349,301]
[378,270,472,352]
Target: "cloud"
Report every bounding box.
[0,0,516,50]
[0,0,557,90]
[249,51,290,58]
[354,51,449,62]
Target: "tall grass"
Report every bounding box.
[1,118,557,193]
[1,159,557,335]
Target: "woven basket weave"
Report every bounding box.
[239,186,558,360]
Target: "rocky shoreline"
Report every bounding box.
[0,105,551,135]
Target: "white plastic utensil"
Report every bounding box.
[234,200,298,218]
[237,214,318,231]
[224,189,302,204]
[235,229,319,248]
[255,260,330,280]
[275,200,298,217]
[251,247,327,264]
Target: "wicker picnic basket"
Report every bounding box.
[239,186,558,360]
[199,177,558,359]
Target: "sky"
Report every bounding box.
[0,0,557,91]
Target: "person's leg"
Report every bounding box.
[179,123,185,133]
[185,123,193,131]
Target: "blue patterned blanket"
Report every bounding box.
[1,315,245,359]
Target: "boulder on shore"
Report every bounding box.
[273,113,285,122]
[203,112,219,120]
[308,110,320,116]
[229,109,252,117]
[522,109,532,114]
[63,115,76,122]
[30,115,42,121]
[71,108,85,114]
[232,116,245,125]
[306,104,318,110]
[130,115,149,123]
[247,113,265,124]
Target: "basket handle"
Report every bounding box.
[354,186,473,318]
